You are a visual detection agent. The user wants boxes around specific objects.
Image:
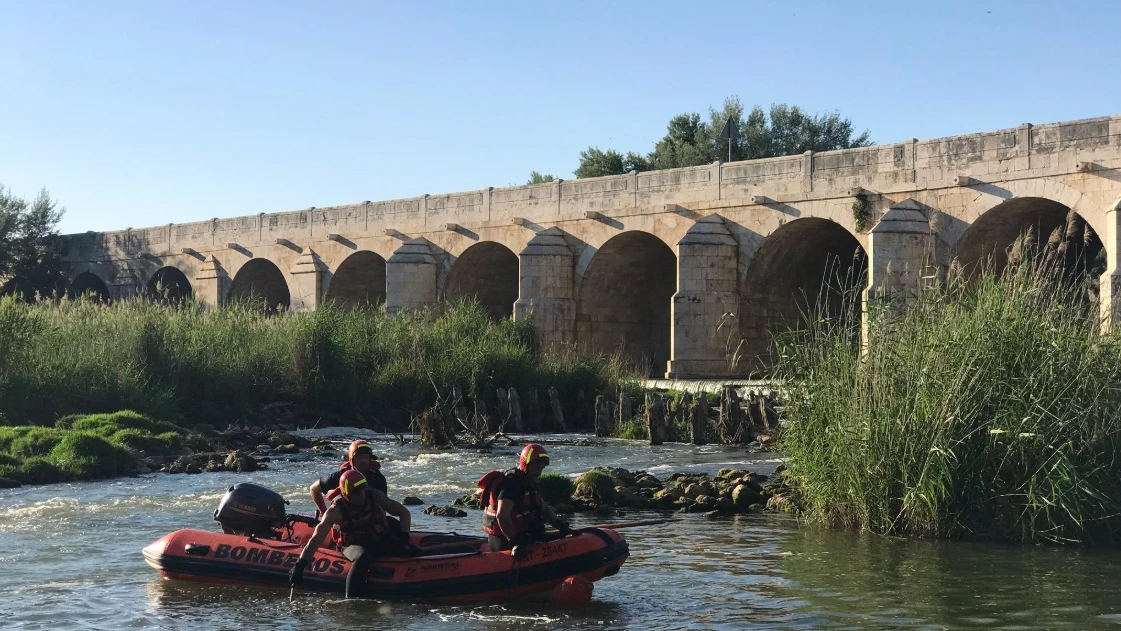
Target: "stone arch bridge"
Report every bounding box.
[55,115,1121,378]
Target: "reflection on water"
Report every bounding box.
[2,430,1121,630]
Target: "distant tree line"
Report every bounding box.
[528,96,871,183]
[0,185,66,300]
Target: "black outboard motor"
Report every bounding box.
[213,482,289,537]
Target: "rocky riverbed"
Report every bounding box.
[444,466,796,518]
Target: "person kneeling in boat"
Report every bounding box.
[290,469,413,598]
[479,443,575,560]
[310,439,388,512]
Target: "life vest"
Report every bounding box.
[325,487,389,548]
[478,468,544,538]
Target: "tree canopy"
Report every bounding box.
[567,97,872,178]
[0,185,66,300]
[526,171,556,185]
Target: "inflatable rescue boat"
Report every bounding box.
[143,482,629,602]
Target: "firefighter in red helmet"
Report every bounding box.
[477,443,575,559]
[309,439,388,515]
[291,469,413,598]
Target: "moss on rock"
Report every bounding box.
[538,472,576,506]
[49,432,133,479]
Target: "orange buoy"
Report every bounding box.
[552,576,593,605]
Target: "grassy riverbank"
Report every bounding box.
[0,297,635,430]
[0,410,196,484]
[776,253,1121,545]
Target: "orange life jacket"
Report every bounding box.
[478,468,544,538]
[326,487,389,548]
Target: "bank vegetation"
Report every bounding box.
[775,243,1121,545]
[0,297,636,432]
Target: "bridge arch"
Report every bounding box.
[576,230,677,376]
[739,217,867,371]
[324,251,386,309]
[68,271,112,303]
[145,266,193,304]
[227,258,290,312]
[952,196,1104,282]
[443,241,519,320]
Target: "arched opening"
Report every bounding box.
[145,266,193,305]
[1,277,29,301]
[227,259,290,313]
[443,242,519,320]
[953,197,1104,283]
[68,272,111,303]
[740,218,867,373]
[324,251,387,309]
[576,232,677,377]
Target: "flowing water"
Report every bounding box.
[2,430,1121,630]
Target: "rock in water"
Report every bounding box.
[0,477,21,489]
[424,506,468,517]
[402,496,424,506]
[453,493,482,509]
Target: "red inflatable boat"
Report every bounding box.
[142,483,629,602]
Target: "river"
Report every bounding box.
[2,429,1120,630]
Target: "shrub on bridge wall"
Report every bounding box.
[775,249,1121,545]
[0,296,634,431]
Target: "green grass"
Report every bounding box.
[0,296,637,430]
[775,247,1121,545]
[0,410,191,485]
[537,472,576,505]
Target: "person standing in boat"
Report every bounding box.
[310,439,388,514]
[290,469,413,598]
[479,443,575,558]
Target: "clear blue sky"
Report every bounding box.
[3,0,1119,234]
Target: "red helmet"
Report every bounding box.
[517,443,550,471]
[338,469,367,501]
[348,439,374,462]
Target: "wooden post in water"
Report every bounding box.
[548,387,566,432]
[495,387,509,430]
[618,391,632,427]
[452,384,469,429]
[507,388,524,433]
[594,394,612,437]
[679,391,692,440]
[573,389,590,431]
[473,395,490,435]
[719,385,743,443]
[691,391,708,445]
[527,388,540,432]
[645,392,666,445]
[757,395,772,430]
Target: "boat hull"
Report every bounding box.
[142,524,629,602]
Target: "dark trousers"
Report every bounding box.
[341,535,414,598]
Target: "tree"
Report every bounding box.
[571,97,872,177]
[527,171,556,185]
[0,185,66,301]
[572,147,650,178]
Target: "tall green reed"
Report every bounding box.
[0,296,635,430]
[776,239,1121,544]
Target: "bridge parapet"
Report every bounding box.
[65,115,1121,263]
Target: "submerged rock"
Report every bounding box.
[424,505,468,517]
[453,493,482,510]
[558,466,778,515]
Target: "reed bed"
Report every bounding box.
[0,297,635,430]
[775,248,1121,544]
